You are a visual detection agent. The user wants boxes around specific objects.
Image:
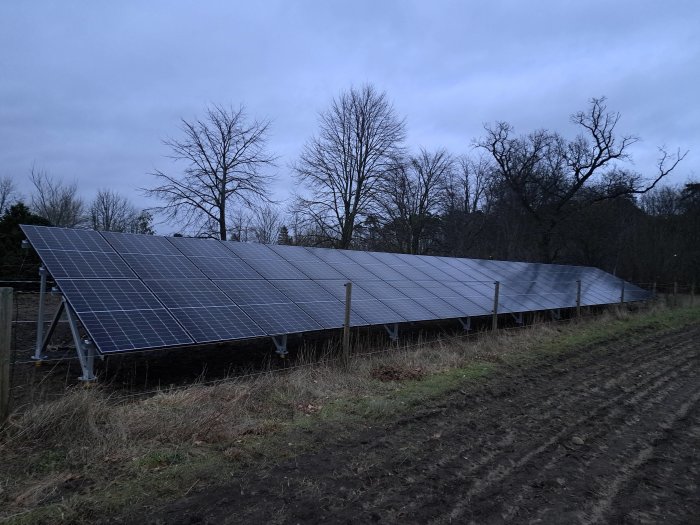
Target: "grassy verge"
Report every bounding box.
[1,303,699,524]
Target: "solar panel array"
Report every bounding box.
[20,225,650,354]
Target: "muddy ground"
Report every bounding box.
[131,323,700,525]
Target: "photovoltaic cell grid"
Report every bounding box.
[20,225,651,355]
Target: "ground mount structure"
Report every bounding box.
[21,225,650,380]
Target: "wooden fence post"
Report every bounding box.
[492,281,500,331]
[576,280,582,318]
[691,282,695,306]
[673,281,678,308]
[343,282,352,367]
[0,288,12,425]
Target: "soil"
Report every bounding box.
[131,323,700,525]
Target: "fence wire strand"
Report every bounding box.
[4,285,693,407]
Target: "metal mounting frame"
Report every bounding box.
[63,297,96,381]
[458,317,471,331]
[272,334,288,356]
[550,309,561,321]
[33,266,49,361]
[34,270,97,381]
[384,323,399,341]
[510,312,524,325]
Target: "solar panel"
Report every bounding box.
[268,245,347,280]
[366,252,438,281]
[306,247,372,281]
[224,242,309,279]
[166,237,263,279]
[168,305,266,343]
[338,250,408,281]
[214,279,322,335]
[354,280,438,322]
[144,280,234,308]
[416,280,489,316]
[54,278,195,352]
[58,279,165,313]
[102,231,182,255]
[442,257,495,282]
[21,225,651,357]
[20,225,136,279]
[315,280,407,325]
[36,251,136,279]
[389,252,456,281]
[165,236,233,258]
[387,281,466,319]
[77,309,194,353]
[137,280,266,342]
[270,279,367,328]
[120,253,206,280]
[440,281,494,315]
[21,225,114,253]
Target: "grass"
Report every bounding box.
[1,301,699,524]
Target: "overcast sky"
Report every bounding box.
[1,0,698,230]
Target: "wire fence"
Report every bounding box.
[1,281,697,414]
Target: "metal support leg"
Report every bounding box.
[458,317,471,331]
[384,323,399,341]
[63,298,96,381]
[550,309,561,321]
[620,281,625,305]
[33,266,48,361]
[39,301,65,356]
[510,312,524,325]
[272,334,288,357]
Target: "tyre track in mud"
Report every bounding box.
[136,323,700,525]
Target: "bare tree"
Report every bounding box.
[439,154,495,256]
[228,209,253,242]
[379,149,453,254]
[145,105,276,240]
[478,97,686,262]
[293,85,406,249]
[0,176,17,214]
[30,168,85,227]
[89,189,140,232]
[444,154,493,215]
[249,204,282,244]
[639,185,683,216]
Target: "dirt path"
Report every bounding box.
[136,324,700,524]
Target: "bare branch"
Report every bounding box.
[144,105,277,240]
[293,84,406,248]
[29,167,85,227]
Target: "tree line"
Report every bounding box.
[1,84,696,287]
